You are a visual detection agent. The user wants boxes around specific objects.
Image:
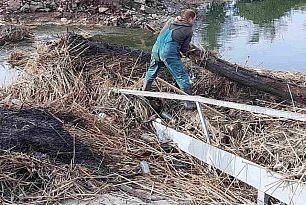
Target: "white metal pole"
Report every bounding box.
[196,102,210,143]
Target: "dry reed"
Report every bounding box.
[0,24,33,46]
[1,34,304,204]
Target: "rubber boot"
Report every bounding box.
[142,80,163,112]
[142,80,153,91]
[183,88,197,110]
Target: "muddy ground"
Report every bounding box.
[0,1,197,30]
[0,108,104,167]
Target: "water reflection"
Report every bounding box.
[197,0,306,72]
[0,63,19,87]
[237,0,306,25]
[0,44,26,87]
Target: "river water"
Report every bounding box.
[1,0,306,87]
[0,25,155,87]
[194,0,306,72]
[0,48,19,87]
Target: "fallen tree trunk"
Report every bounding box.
[64,34,306,105]
[199,53,306,104]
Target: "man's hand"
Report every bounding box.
[174,16,182,21]
[185,48,197,57]
[180,49,196,58]
[180,51,187,58]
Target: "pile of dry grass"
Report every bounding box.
[0,24,33,46]
[0,150,109,204]
[1,33,305,204]
[159,59,306,182]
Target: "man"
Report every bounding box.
[143,9,197,109]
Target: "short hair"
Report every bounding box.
[181,9,196,20]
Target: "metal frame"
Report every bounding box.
[117,89,306,122]
[116,89,306,204]
[195,102,210,143]
[153,121,306,205]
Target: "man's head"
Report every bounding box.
[181,9,196,24]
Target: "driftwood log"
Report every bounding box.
[65,34,306,105]
[201,53,306,104]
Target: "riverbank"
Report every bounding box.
[3,0,306,73]
[1,1,306,204]
[0,33,305,204]
[1,0,195,30]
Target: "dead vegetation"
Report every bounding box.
[0,24,33,46]
[0,33,305,204]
